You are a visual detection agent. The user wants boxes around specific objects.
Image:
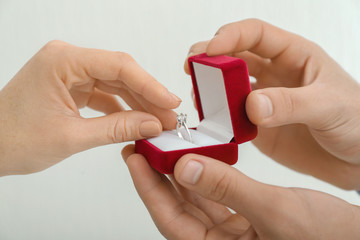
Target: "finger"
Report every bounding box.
[206,19,311,62]
[191,88,197,110]
[125,153,208,239]
[168,175,233,225]
[171,183,233,225]
[253,126,360,190]
[126,88,177,130]
[124,153,185,204]
[174,153,360,239]
[152,175,215,227]
[184,40,210,74]
[86,88,125,114]
[122,149,208,223]
[184,41,269,79]
[231,51,270,78]
[47,41,182,109]
[67,110,162,152]
[121,144,135,161]
[95,81,146,112]
[245,85,345,129]
[95,80,176,129]
[250,82,258,91]
[238,226,257,240]
[207,214,251,239]
[83,50,182,109]
[174,154,280,222]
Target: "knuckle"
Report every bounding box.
[249,18,263,25]
[208,173,235,202]
[113,51,135,79]
[277,88,297,122]
[114,51,134,65]
[304,39,320,52]
[41,40,68,54]
[241,18,264,30]
[107,114,132,143]
[37,40,70,67]
[297,38,323,60]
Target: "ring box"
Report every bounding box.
[135,53,257,174]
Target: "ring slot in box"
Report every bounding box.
[135,53,257,174]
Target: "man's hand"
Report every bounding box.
[123,147,360,240]
[0,40,181,176]
[185,19,360,189]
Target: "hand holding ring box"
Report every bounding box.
[135,53,257,174]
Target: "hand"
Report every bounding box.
[0,40,181,176]
[184,19,360,189]
[123,147,360,240]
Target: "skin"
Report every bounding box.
[125,19,360,239]
[123,148,360,240]
[0,40,181,176]
[184,19,360,190]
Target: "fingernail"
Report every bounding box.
[139,121,162,137]
[180,160,203,185]
[256,93,273,119]
[169,92,182,103]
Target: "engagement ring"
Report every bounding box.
[176,113,192,143]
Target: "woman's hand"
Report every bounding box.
[123,147,360,240]
[0,40,181,176]
[185,19,360,189]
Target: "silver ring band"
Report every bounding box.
[176,113,192,143]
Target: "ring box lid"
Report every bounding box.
[188,53,257,144]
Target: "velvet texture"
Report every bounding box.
[135,54,257,174]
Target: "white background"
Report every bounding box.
[0,0,359,239]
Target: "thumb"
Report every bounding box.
[246,86,339,128]
[68,111,162,152]
[174,154,278,221]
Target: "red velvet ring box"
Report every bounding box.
[135,53,257,174]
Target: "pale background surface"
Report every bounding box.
[0,0,359,239]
